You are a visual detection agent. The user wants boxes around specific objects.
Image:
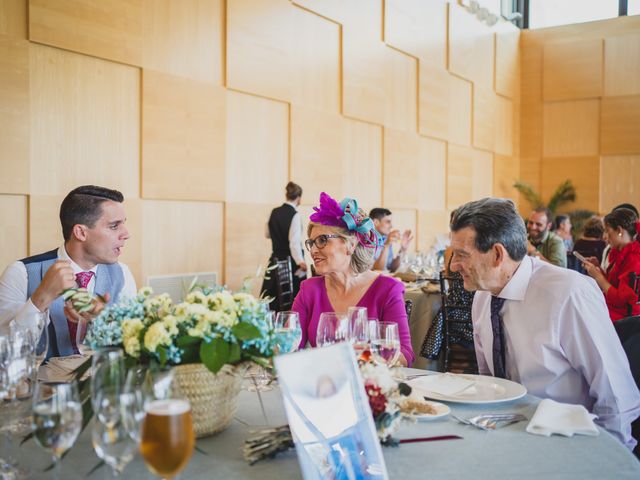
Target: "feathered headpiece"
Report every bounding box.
[309,192,380,249]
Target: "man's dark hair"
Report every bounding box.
[60,185,124,241]
[451,198,527,261]
[285,181,302,201]
[554,214,569,231]
[369,208,392,221]
[532,207,553,226]
[613,203,639,217]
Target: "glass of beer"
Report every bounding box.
[139,368,195,479]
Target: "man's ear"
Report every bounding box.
[493,243,506,265]
[72,224,88,242]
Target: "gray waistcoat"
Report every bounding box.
[22,249,125,357]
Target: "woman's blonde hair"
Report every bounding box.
[307,222,375,274]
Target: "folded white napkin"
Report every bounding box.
[526,398,599,438]
[411,373,476,397]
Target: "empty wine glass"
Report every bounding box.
[316,312,348,347]
[32,381,83,480]
[347,307,368,358]
[92,413,136,477]
[91,347,125,428]
[370,322,401,367]
[76,318,94,356]
[274,311,302,354]
[122,366,149,444]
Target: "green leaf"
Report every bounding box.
[200,337,230,373]
[228,342,241,364]
[180,344,200,364]
[547,180,576,214]
[232,322,261,341]
[513,182,544,209]
[177,335,201,348]
[157,345,168,366]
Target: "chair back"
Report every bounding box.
[275,258,294,311]
[628,273,640,316]
[404,299,413,319]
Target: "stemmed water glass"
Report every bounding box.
[370,322,401,367]
[246,311,274,392]
[316,312,348,347]
[273,311,302,354]
[92,412,137,477]
[91,347,125,428]
[347,307,369,358]
[139,368,195,479]
[32,381,83,479]
[76,318,94,356]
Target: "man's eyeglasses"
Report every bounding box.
[305,234,342,252]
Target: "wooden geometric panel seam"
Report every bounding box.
[601,95,640,155]
[543,99,599,157]
[604,34,640,97]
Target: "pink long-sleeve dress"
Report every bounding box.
[292,275,415,366]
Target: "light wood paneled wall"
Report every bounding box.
[521,15,640,215]
[0,0,522,291]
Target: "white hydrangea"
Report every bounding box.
[124,336,141,358]
[121,318,144,342]
[144,322,171,352]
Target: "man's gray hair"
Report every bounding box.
[451,198,527,261]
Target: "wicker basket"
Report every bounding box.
[173,362,247,438]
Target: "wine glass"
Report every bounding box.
[274,311,302,354]
[0,335,13,400]
[92,413,136,477]
[316,312,348,347]
[122,366,149,444]
[370,322,401,367]
[76,318,94,356]
[139,368,195,479]
[32,381,83,479]
[347,307,368,358]
[91,347,125,428]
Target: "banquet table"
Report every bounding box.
[404,284,441,370]
[21,372,640,479]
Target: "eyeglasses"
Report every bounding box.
[305,234,342,252]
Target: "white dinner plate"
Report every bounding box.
[409,373,527,404]
[404,400,451,421]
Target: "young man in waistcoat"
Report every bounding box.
[0,185,136,357]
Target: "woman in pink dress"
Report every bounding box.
[292,192,414,366]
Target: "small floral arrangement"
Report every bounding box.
[359,360,412,445]
[86,286,276,373]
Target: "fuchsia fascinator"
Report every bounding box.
[309,192,381,249]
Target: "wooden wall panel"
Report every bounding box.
[384,0,447,68]
[520,41,543,159]
[472,150,494,201]
[448,75,472,147]
[448,3,494,88]
[541,157,599,212]
[543,38,602,101]
[495,95,514,156]
[225,203,273,293]
[29,0,143,66]
[447,144,473,210]
[142,199,222,282]
[0,195,27,272]
[418,64,449,140]
[599,156,640,213]
[384,46,417,132]
[518,157,541,214]
[494,154,520,204]
[30,45,140,198]
[0,0,27,38]
[388,208,417,254]
[417,210,450,252]
[604,34,640,97]
[383,130,445,211]
[495,23,520,99]
[226,91,289,205]
[601,95,640,155]
[142,0,223,84]
[0,36,29,194]
[473,86,495,152]
[543,99,599,157]
[291,5,340,113]
[226,0,292,101]
[142,70,225,201]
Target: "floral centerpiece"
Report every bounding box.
[86,284,277,437]
[359,360,412,445]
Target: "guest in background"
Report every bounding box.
[602,203,639,272]
[526,207,567,267]
[369,208,413,272]
[554,214,573,252]
[292,193,414,366]
[582,208,640,322]
[573,216,606,264]
[450,197,640,450]
[0,185,136,357]
[261,182,306,311]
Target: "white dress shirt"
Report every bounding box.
[0,245,136,332]
[473,256,640,450]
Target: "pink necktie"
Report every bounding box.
[68,271,95,352]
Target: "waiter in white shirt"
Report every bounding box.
[449,197,640,451]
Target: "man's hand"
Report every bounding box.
[400,230,414,252]
[386,229,401,245]
[526,240,537,256]
[582,261,605,281]
[64,292,110,324]
[31,260,77,312]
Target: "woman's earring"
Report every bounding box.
[618,232,623,237]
